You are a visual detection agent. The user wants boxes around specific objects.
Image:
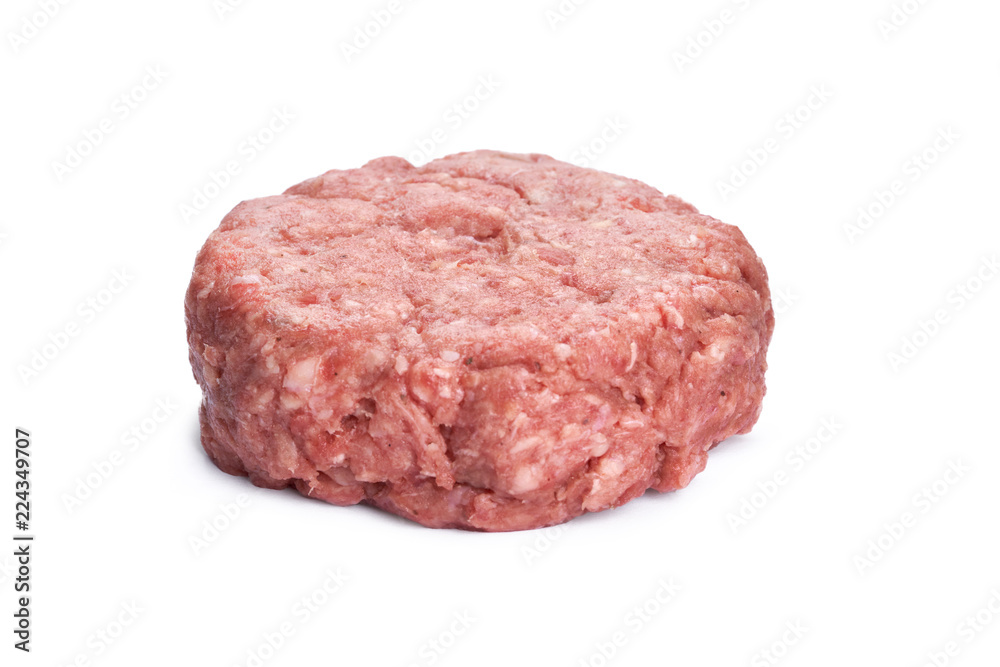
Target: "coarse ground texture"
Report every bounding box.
[185,150,774,531]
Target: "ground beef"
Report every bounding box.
[185,150,774,531]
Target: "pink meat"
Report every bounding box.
[185,150,774,531]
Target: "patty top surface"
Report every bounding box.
[192,151,769,373]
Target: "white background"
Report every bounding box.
[3,0,999,665]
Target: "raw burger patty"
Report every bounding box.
[185,150,774,531]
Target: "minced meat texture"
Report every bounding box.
[185,150,774,531]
